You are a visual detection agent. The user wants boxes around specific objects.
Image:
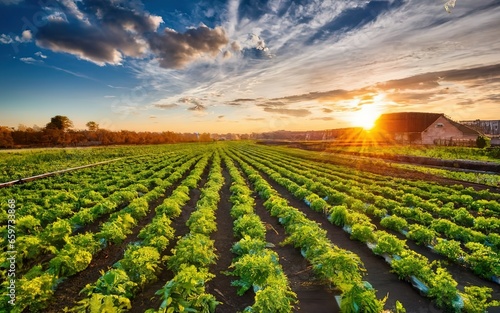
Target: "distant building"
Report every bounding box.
[460,120,500,136]
[373,112,480,145]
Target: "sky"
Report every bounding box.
[0,0,499,133]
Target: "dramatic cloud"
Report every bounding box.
[35,0,161,66]
[33,0,228,68]
[149,25,228,69]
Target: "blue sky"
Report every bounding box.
[0,0,499,133]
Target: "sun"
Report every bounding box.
[348,94,385,130]
[356,105,381,130]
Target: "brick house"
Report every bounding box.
[373,112,480,145]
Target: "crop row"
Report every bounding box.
[238,145,500,283]
[145,151,223,313]
[68,152,213,313]
[221,150,298,312]
[226,148,388,312]
[230,145,500,312]
[0,150,209,312]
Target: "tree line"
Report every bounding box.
[0,115,214,148]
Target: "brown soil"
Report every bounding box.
[205,166,254,312]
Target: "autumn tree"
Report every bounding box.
[0,126,14,148]
[44,115,74,146]
[86,121,99,131]
[46,115,73,131]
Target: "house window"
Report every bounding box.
[435,123,444,128]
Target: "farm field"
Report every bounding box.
[1,142,500,313]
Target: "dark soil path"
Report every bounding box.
[130,162,211,312]
[253,185,340,312]
[205,166,254,312]
[248,164,438,313]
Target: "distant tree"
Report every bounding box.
[86,121,99,131]
[0,126,14,148]
[45,115,73,131]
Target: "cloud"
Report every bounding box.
[20,57,41,64]
[149,115,157,119]
[263,107,311,117]
[322,108,334,113]
[0,34,12,44]
[0,30,32,44]
[34,0,162,66]
[188,104,206,111]
[149,24,229,69]
[154,103,178,109]
[35,51,47,59]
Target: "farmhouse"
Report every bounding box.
[373,112,480,145]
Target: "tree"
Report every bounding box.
[86,121,99,131]
[45,115,73,132]
[0,126,14,148]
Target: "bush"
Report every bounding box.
[476,135,491,148]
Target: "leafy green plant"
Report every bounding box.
[70,293,131,313]
[231,236,267,256]
[248,277,297,313]
[167,234,217,272]
[227,251,282,295]
[373,232,406,256]
[433,239,463,261]
[82,268,137,298]
[150,265,219,313]
[461,286,500,313]
[380,215,408,232]
[427,268,458,310]
[407,224,436,246]
[327,205,348,226]
[233,214,266,240]
[340,282,386,313]
[350,223,376,243]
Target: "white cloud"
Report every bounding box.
[20,57,40,64]
[0,34,13,44]
[35,51,47,59]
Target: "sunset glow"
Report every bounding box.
[0,1,498,132]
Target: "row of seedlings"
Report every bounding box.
[0,152,207,313]
[146,152,224,313]
[221,151,298,312]
[66,152,212,313]
[226,148,387,313]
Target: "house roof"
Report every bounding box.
[374,112,480,136]
[446,119,481,136]
[374,112,443,133]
